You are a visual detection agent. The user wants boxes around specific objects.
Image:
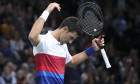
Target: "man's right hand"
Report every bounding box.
[46,2,61,13]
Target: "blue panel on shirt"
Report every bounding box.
[36,71,64,79]
[36,76,64,84]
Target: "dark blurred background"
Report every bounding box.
[0,0,140,84]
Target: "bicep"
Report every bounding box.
[66,52,88,67]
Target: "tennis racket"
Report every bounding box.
[77,2,111,68]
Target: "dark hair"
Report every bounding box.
[59,17,83,36]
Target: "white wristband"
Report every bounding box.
[40,10,49,21]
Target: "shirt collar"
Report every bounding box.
[48,31,61,45]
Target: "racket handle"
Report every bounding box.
[100,48,111,68]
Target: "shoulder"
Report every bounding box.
[63,44,68,49]
[0,77,5,83]
[39,32,51,41]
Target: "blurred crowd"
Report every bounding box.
[0,0,140,84]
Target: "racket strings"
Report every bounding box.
[79,9,103,36]
[79,8,103,29]
[84,3,104,22]
[86,12,103,28]
[82,15,102,32]
[80,17,102,36]
[78,2,104,36]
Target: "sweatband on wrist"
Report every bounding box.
[85,47,96,57]
[40,10,49,21]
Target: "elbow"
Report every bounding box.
[67,60,76,68]
[28,34,33,41]
[28,34,39,46]
[28,34,36,42]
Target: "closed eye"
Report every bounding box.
[70,36,74,40]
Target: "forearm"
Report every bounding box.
[28,2,61,46]
[67,47,96,67]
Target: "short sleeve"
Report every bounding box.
[64,45,72,64]
[33,35,46,55]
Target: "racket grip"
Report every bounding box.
[100,48,111,68]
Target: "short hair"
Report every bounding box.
[59,17,83,36]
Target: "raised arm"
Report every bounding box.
[28,3,61,46]
[67,36,104,67]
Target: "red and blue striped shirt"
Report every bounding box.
[33,32,72,84]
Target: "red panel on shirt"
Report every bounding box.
[35,53,66,74]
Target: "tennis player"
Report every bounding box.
[28,2,104,84]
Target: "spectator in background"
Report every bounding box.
[20,63,32,84]
[0,39,13,61]
[111,10,128,50]
[16,70,25,84]
[10,31,24,51]
[80,65,98,84]
[15,16,27,40]
[0,52,5,76]
[21,63,32,79]
[124,67,139,84]
[22,47,33,62]
[112,12,127,38]
[25,6,35,31]
[0,65,16,84]
[0,0,13,24]
[117,0,126,11]
[120,57,133,80]
[6,62,17,77]
[10,32,24,61]
[0,15,15,39]
[29,70,36,84]
[26,56,35,72]
[123,49,139,84]
[98,70,115,84]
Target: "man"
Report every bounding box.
[28,2,104,84]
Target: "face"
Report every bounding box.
[60,31,78,45]
[4,66,11,75]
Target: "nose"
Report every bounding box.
[69,40,73,44]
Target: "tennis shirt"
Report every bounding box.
[33,31,72,84]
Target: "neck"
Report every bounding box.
[51,28,61,42]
